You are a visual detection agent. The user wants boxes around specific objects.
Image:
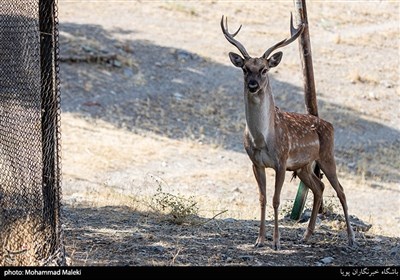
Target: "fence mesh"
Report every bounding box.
[0,0,64,265]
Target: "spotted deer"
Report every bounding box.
[221,14,355,250]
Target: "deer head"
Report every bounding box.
[221,14,304,94]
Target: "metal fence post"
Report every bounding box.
[290,0,322,220]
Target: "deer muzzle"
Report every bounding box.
[248,80,259,93]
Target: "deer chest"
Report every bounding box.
[245,145,276,168]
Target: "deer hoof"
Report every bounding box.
[302,229,313,243]
[254,237,265,248]
[348,238,357,248]
[272,240,281,251]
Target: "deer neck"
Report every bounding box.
[244,78,275,149]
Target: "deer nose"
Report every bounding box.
[248,80,259,92]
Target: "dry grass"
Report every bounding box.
[62,111,399,238]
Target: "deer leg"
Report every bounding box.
[316,164,325,214]
[252,164,266,247]
[272,166,286,250]
[296,165,324,242]
[317,159,356,247]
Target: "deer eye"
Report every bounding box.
[242,68,248,74]
[261,68,268,75]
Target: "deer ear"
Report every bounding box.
[267,51,283,68]
[229,52,245,68]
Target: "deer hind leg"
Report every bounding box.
[295,164,324,242]
[252,165,267,247]
[317,158,356,247]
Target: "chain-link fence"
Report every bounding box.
[0,0,64,265]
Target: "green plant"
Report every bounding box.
[150,184,199,225]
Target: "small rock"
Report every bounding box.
[173,92,184,100]
[148,245,164,253]
[123,68,134,77]
[224,218,236,223]
[368,92,375,98]
[380,80,393,88]
[82,45,95,53]
[389,246,400,257]
[320,256,334,264]
[238,255,254,261]
[175,50,192,61]
[347,162,356,169]
[113,59,122,68]
[299,210,312,223]
[350,216,372,232]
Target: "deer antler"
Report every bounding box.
[221,15,250,59]
[262,13,305,59]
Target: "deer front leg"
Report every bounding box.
[252,164,266,247]
[272,167,286,250]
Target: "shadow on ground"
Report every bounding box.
[63,204,400,266]
[59,22,399,183]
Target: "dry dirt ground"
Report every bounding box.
[58,1,399,267]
